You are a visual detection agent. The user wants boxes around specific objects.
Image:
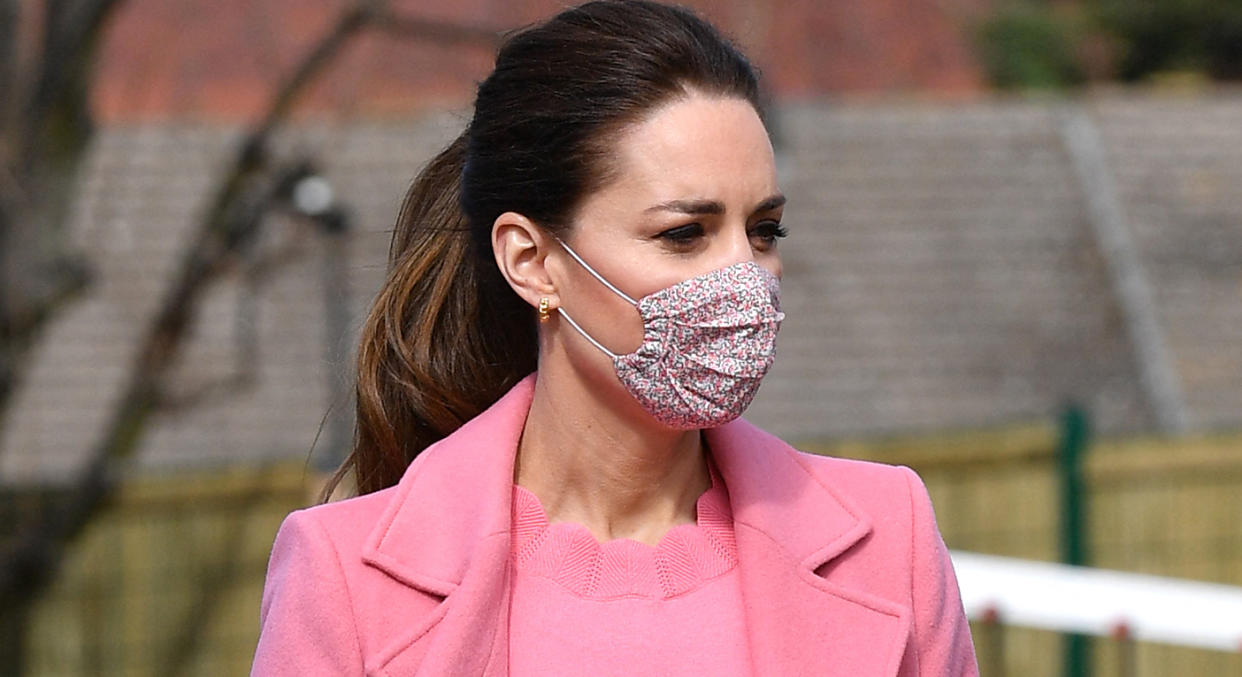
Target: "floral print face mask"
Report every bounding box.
[555,239,785,430]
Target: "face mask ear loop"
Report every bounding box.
[554,238,639,305]
[556,307,619,360]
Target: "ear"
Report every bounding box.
[492,211,557,311]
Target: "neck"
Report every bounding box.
[515,365,710,546]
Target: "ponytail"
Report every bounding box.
[323,133,538,500]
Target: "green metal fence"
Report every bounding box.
[807,422,1242,676]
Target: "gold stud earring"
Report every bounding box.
[538,297,551,322]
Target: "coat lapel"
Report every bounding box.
[374,531,512,676]
[707,420,912,676]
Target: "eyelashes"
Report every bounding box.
[752,221,789,241]
[658,223,704,242]
[655,221,788,247]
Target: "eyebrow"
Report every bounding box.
[645,194,787,216]
[754,194,787,213]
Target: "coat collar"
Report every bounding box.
[704,412,875,572]
[360,373,533,596]
[705,410,911,675]
[360,373,911,676]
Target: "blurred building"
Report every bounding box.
[3,0,1240,481]
[91,0,989,122]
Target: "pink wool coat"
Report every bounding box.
[252,374,978,676]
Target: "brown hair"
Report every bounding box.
[326,0,762,498]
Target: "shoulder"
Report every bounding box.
[790,448,929,512]
[253,491,397,676]
[783,446,977,672]
[279,486,397,555]
[789,449,945,562]
[260,486,399,622]
[722,416,918,491]
[778,454,979,673]
[711,418,930,532]
[791,447,917,485]
[254,484,445,674]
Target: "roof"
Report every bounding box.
[91,0,985,122]
[2,94,1239,483]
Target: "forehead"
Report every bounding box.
[600,94,777,206]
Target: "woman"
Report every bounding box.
[252,1,978,675]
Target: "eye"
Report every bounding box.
[656,223,705,246]
[749,220,788,249]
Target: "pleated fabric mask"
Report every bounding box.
[555,239,784,429]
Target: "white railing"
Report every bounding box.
[951,550,1242,652]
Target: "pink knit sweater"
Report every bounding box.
[506,471,752,675]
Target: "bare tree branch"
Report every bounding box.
[372,11,503,46]
[158,211,318,415]
[0,0,18,132]
[0,0,122,441]
[250,0,382,143]
[0,0,384,626]
[21,0,122,160]
[1,1,504,671]
[157,372,256,414]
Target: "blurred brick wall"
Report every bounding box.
[92,0,989,122]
